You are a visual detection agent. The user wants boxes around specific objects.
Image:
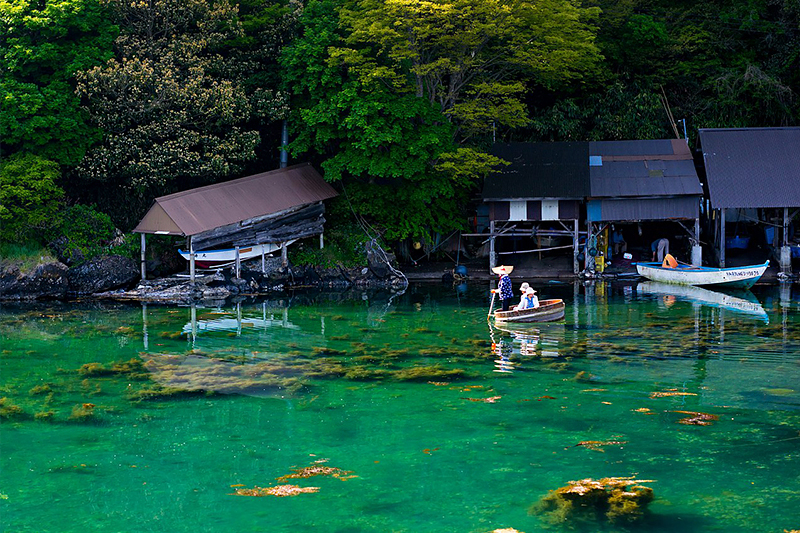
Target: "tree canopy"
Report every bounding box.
[0,0,118,165]
[1,0,798,252]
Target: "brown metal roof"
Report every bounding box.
[133,163,338,236]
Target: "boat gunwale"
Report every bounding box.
[633,260,769,273]
[493,299,565,323]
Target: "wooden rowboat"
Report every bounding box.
[635,261,769,290]
[493,299,565,323]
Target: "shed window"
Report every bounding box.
[509,201,527,221]
[541,200,559,221]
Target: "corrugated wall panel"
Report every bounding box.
[591,196,699,221]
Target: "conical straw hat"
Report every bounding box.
[491,265,514,275]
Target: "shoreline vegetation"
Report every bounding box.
[3,0,798,297]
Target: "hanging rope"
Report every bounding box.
[341,183,407,287]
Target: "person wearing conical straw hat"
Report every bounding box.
[492,265,514,311]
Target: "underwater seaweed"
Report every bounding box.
[534,477,655,524]
[231,484,320,497]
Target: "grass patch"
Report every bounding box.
[0,242,57,273]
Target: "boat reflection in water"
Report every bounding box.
[140,302,314,397]
[636,281,768,322]
[180,304,300,337]
[490,322,566,372]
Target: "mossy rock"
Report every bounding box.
[392,365,470,382]
[0,397,25,419]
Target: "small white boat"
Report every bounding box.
[493,299,565,323]
[179,240,297,269]
[637,281,768,322]
[635,261,768,290]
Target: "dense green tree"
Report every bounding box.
[0,154,64,244]
[530,82,670,141]
[282,0,472,240]
[217,0,304,168]
[75,0,262,228]
[283,0,601,240]
[338,0,602,140]
[0,0,118,165]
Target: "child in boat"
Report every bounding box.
[519,287,539,310]
[513,282,530,310]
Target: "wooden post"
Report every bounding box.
[261,246,265,274]
[784,207,790,246]
[140,233,146,280]
[189,236,196,285]
[573,219,579,275]
[489,220,496,273]
[719,208,726,268]
[281,242,288,267]
[235,245,241,279]
[691,218,702,266]
[320,233,324,249]
[585,221,593,271]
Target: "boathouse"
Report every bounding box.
[698,127,800,272]
[133,163,338,281]
[586,139,704,269]
[481,142,588,274]
[481,139,703,274]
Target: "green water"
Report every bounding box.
[2,282,800,532]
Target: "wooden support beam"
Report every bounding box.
[192,203,325,250]
[281,242,288,267]
[235,245,241,279]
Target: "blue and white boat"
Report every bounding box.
[635,261,769,290]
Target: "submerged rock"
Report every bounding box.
[534,476,655,524]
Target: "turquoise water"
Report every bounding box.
[2,282,800,532]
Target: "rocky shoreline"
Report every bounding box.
[0,254,408,302]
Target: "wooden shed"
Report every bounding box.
[699,127,800,272]
[134,163,338,280]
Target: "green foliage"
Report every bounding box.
[281,0,563,241]
[0,243,57,273]
[531,82,670,141]
[289,219,370,268]
[0,0,118,165]
[338,0,602,139]
[0,153,64,244]
[75,0,262,229]
[47,204,116,264]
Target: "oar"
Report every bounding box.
[488,290,496,319]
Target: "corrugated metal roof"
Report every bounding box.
[482,142,589,200]
[133,163,338,236]
[588,140,702,198]
[699,127,800,209]
[483,140,701,202]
